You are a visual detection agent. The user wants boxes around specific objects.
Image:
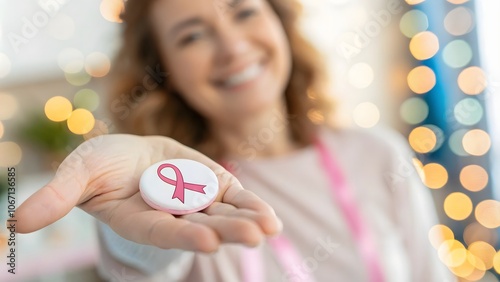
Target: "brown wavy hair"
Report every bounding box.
[108,0,332,159]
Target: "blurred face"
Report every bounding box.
[150,0,292,124]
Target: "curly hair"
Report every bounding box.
[108,0,332,159]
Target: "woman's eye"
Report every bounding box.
[236,8,257,20]
[179,32,204,46]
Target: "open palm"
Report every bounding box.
[14,134,281,252]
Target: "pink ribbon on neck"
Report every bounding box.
[157,163,207,204]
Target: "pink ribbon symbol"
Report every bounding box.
[157,163,207,204]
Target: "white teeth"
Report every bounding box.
[223,64,262,88]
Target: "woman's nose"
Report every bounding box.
[215,24,252,63]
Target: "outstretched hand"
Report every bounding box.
[14,134,281,252]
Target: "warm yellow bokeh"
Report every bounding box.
[422,163,448,189]
[0,142,22,167]
[449,251,477,278]
[447,0,469,4]
[100,0,124,23]
[406,0,425,4]
[462,129,491,156]
[409,126,437,153]
[475,200,500,229]
[494,251,500,274]
[438,239,467,267]
[85,52,111,78]
[67,109,96,135]
[409,31,440,60]
[444,192,472,220]
[407,66,436,94]
[460,165,489,192]
[458,67,487,95]
[0,93,19,120]
[428,224,454,249]
[468,241,496,270]
[44,96,73,122]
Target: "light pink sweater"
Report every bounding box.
[96,127,454,282]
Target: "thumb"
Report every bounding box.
[13,153,90,233]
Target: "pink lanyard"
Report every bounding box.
[229,137,385,282]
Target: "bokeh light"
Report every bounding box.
[65,71,92,86]
[57,48,85,74]
[444,192,472,220]
[0,142,22,167]
[449,129,469,156]
[438,239,467,267]
[307,109,325,124]
[352,102,380,128]
[0,52,11,78]
[409,31,440,60]
[74,89,100,111]
[409,126,436,153]
[429,224,454,249]
[85,52,111,78]
[475,200,500,229]
[67,109,96,135]
[454,98,483,126]
[464,222,498,247]
[444,7,474,36]
[407,66,436,94]
[443,40,473,68]
[468,241,496,270]
[400,10,429,38]
[494,251,500,274]
[449,253,476,279]
[460,165,488,192]
[406,0,425,5]
[425,124,445,152]
[422,163,448,189]
[44,96,73,122]
[100,0,124,23]
[0,93,19,120]
[400,97,429,124]
[458,66,487,95]
[348,63,374,89]
[447,0,469,4]
[462,129,491,156]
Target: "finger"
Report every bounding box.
[14,153,90,233]
[222,188,282,236]
[204,202,271,230]
[107,193,221,252]
[182,212,263,247]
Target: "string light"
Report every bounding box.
[0,142,22,167]
[67,109,96,135]
[407,66,436,94]
[444,192,472,220]
[44,96,73,122]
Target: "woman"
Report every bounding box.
[15,0,453,281]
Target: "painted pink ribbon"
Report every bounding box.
[157,163,206,204]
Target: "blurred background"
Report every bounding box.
[0,0,499,281]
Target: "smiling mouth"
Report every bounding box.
[215,62,265,89]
